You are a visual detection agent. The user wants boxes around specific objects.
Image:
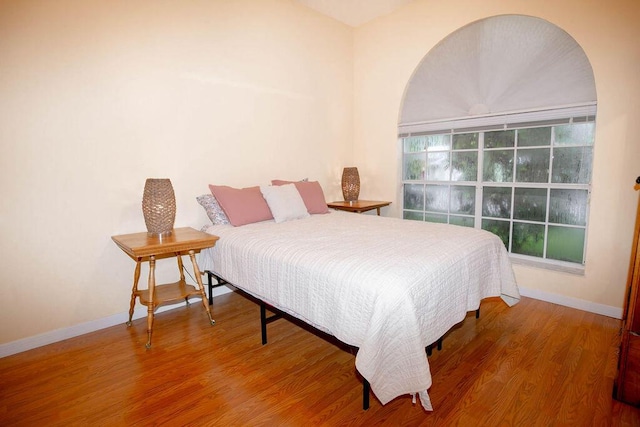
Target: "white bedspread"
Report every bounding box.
[200,211,519,409]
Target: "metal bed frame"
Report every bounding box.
[203,270,478,410]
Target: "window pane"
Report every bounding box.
[549,189,588,226]
[482,186,511,218]
[485,130,515,148]
[403,211,424,221]
[482,219,510,248]
[512,222,545,257]
[403,136,426,153]
[514,188,547,222]
[425,185,449,213]
[401,121,593,267]
[451,151,478,181]
[426,134,451,151]
[551,146,593,184]
[547,226,585,263]
[483,149,514,182]
[518,127,551,147]
[450,215,474,227]
[453,133,478,149]
[427,152,450,181]
[516,148,550,183]
[426,213,448,223]
[554,123,595,146]
[451,185,475,215]
[403,184,423,210]
[404,153,425,180]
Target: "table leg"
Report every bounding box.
[176,254,189,305]
[188,250,215,326]
[127,260,142,326]
[376,207,381,216]
[145,255,156,349]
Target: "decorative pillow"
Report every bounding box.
[271,180,329,214]
[209,185,273,226]
[260,184,310,223]
[196,194,230,225]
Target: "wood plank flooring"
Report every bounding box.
[2,291,640,426]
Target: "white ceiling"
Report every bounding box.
[296,0,414,27]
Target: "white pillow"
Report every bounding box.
[260,184,310,223]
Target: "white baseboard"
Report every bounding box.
[0,284,621,359]
[518,286,623,319]
[0,285,233,359]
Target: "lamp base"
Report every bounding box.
[147,230,173,239]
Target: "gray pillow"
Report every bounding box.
[196,194,230,225]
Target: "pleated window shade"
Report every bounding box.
[399,15,597,134]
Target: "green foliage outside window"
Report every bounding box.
[402,121,594,266]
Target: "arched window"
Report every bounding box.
[399,15,596,273]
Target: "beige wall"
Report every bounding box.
[0,0,353,345]
[353,0,640,309]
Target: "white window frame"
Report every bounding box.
[399,103,596,275]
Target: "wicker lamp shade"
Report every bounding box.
[341,167,360,202]
[142,178,176,237]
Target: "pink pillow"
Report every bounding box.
[271,180,329,214]
[209,185,273,226]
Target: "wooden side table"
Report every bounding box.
[327,200,391,216]
[112,227,219,348]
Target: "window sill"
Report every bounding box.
[509,254,585,276]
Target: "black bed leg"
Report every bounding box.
[204,271,229,306]
[257,302,282,345]
[206,272,214,306]
[260,303,268,345]
[426,337,443,356]
[363,378,370,410]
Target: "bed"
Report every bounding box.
[199,209,520,410]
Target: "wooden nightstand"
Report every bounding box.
[327,200,391,216]
[112,227,219,348]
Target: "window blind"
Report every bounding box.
[398,102,597,137]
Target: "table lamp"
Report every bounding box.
[142,178,176,237]
[341,167,360,202]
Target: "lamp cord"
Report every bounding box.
[182,265,197,284]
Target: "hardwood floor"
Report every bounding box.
[2,291,640,426]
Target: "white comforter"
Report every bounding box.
[200,211,519,410]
